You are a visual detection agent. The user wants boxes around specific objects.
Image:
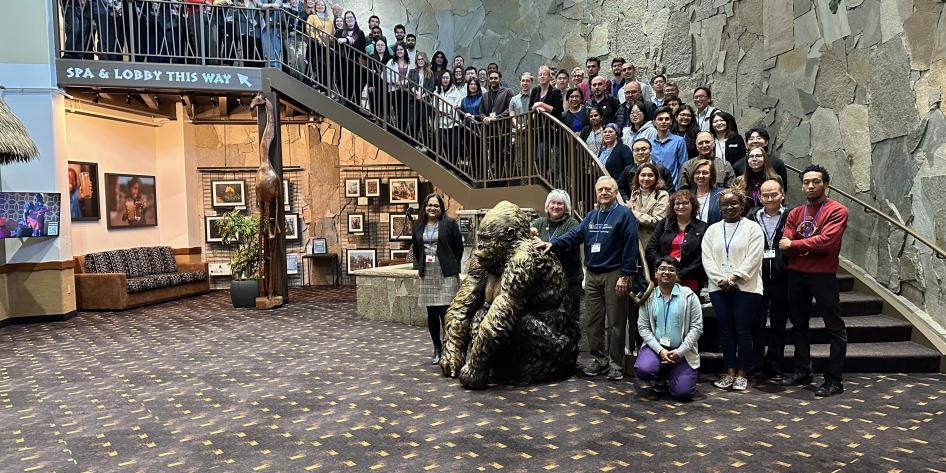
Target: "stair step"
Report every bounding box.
[697,341,940,373]
[698,315,913,345]
[837,274,854,292]
[700,291,883,319]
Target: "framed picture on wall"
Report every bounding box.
[284,213,300,241]
[286,253,299,275]
[210,180,247,208]
[67,161,101,221]
[283,180,291,211]
[205,215,228,243]
[389,214,413,240]
[388,177,418,203]
[311,238,328,254]
[104,173,158,229]
[348,213,365,233]
[347,249,376,274]
[345,179,361,197]
[389,249,410,262]
[364,178,380,197]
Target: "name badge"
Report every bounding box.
[590,243,601,253]
[425,255,435,263]
[721,262,733,273]
[764,249,776,259]
[659,337,671,348]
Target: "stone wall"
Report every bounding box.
[343,0,946,330]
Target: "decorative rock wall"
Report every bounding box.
[344,0,946,331]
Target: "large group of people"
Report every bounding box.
[60,1,852,400]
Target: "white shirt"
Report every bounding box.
[701,217,764,295]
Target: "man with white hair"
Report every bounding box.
[536,177,639,381]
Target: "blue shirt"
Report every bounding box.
[652,285,683,349]
[552,202,639,276]
[650,133,688,188]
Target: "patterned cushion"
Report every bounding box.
[147,247,167,274]
[179,271,208,284]
[84,252,112,273]
[105,250,128,274]
[126,276,159,293]
[151,273,184,288]
[122,248,155,278]
[159,247,177,273]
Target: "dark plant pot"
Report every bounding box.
[231,279,260,308]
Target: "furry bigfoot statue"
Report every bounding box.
[440,201,580,390]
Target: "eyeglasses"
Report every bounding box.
[673,201,691,207]
[677,113,692,118]
[656,267,677,274]
[632,147,650,153]
[747,154,765,160]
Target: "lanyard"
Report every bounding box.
[547,221,565,240]
[697,194,708,221]
[801,201,826,237]
[722,219,742,260]
[424,221,439,244]
[654,293,673,337]
[758,208,782,247]
[593,202,618,244]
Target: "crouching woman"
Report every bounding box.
[634,256,704,401]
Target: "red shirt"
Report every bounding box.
[782,198,848,274]
[670,230,698,292]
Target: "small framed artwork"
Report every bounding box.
[347,249,377,274]
[389,214,413,241]
[345,179,360,197]
[348,213,365,233]
[105,173,158,228]
[364,178,380,197]
[67,161,101,221]
[388,177,418,203]
[283,180,291,210]
[210,180,247,208]
[389,249,410,262]
[286,253,299,275]
[311,238,327,254]
[205,215,228,243]
[284,213,300,241]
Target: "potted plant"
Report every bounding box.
[218,209,261,308]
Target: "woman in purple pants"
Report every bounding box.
[634,256,704,401]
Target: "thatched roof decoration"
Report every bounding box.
[0,96,40,165]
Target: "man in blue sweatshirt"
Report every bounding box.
[536,176,639,380]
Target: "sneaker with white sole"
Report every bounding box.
[714,374,735,389]
[607,367,624,381]
[732,376,748,391]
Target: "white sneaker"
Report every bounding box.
[714,374,735,389]
[732,376,748,391]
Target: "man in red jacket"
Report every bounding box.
[778,164,849,397]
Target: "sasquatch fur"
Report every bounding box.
[440,201,579,390]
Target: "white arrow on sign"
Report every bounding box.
[238,73,252,87]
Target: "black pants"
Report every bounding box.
[753,275,789,375]
[426,305,447,352]
[787,270,847,383]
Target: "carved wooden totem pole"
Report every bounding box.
[250,93,284,308]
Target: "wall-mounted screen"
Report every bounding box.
[0,192,62,239]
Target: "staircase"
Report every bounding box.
[52,1,944,373]
[698,274,941,373]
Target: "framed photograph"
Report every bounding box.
[311,237,327,254]
[67,161,101,221]
[345,179,361,197]
[364,178,380,197]
[105,173,158,229]
[389,249,410,262]
[284,213,300,241]
[283,180,291,211]
[347,249,377,274]
[205,215,228,243]
[388,177,418,203]
[286,253,299,275]
[210,180,246,207]
[389,214,413,241]
[348,213,365,233]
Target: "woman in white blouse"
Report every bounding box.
[701,187,764,392]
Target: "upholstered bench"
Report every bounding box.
[74,246,210,310]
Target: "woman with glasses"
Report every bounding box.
[620,101,657,146]
[672,104,699,158]
[412,193,464,365]
[701,187,764,392]
[710,110,746,167]
[531,190,583,312]
[733,148,782,211]
[646,189,707,293]
[562,87,589,133]
[597,123,634,181]
[634,256,704,401]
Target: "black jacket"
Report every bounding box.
[747,206,789,280]
[733,152,790,197]
[617,162,674,200]
[563,106,589,132]
[600,142,634,182]
[720,134,747,166]
[529,86,564,123]
[646,217,707,284]
[586,94,621,125]
[412,216,464,278]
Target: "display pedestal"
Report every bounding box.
[256,296,284,309]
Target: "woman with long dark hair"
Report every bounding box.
[430,50,449,77]
[434,70,465,165]
[710,110,746,166]
[734,147,782,211]
[385,42,414,133]
[412,193,464,365]
[672,104,699,158]
[365,37,391,116]
[333,11,367,111]
[458,79,483,173]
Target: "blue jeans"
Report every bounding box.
[709,290,763,371]
[261,25,283,67]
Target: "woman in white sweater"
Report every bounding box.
[701,187,764,392]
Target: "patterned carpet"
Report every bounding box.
[1,287,944,473]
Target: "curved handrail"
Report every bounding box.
[783,163,946,259]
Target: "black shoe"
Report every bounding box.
[815,382,844,397]
[652,381,668,394]
[780,372,814,387]
[431,349,442,365]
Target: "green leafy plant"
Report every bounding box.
[217,210,261,280]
